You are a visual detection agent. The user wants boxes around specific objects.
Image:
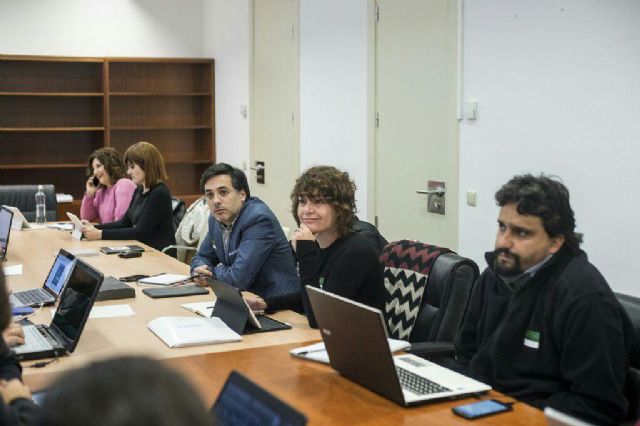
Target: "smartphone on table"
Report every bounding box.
[452,399,513,420]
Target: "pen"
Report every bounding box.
[296,348,326,356]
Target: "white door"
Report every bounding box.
[250,0,300,234]
[374,0,459,249]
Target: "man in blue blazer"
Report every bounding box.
[191,163,299,298]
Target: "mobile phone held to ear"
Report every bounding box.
[452,399,512,420]
[92,176,99,187]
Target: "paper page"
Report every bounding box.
[290,338,411,364]
[139,274,190,285]
[51,304,135,319]
[47,223,74,231]
[2,264,23,276]
[182,301,216,317]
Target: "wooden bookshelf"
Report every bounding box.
[0,54,215,204]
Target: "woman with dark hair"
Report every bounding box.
[80,147,136,223]
[82,142,176,251]
[0,271,40,425]
[245,165,384,327]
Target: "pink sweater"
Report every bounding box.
[80,178,137,224]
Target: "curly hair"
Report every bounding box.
[495,174,583,253]
[86,147,128,184]
[291,165,357,237]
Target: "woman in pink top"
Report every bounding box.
[80,147,136,224]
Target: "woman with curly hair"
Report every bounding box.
[246,165,384,327]
[80,147,136,223]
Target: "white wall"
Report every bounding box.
[202,0,250,169]
[0,0,204,57]
[458,0,640,296]
[299,0,370,218]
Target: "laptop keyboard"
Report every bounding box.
[256,315,290,332]
[396,366,451,395]
[13,288,52,305]
[14,325,54,353]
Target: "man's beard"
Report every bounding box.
[493,247,523,276]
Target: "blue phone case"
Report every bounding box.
[11,306,34,316]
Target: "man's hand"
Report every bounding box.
[193,265,213,287]
[0,379,31,405]
[244,295,267,312]
[2,322,25,347]
[291,224,314,252]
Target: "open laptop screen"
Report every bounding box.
[51,260,102,351]
[44,250,75,295]
[0,206,13,259]
[212,371,307,426]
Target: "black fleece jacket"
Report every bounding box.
[454,246,633,425]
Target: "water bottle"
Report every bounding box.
[35,185,46,224]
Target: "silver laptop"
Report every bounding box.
[13,259,104,360]
[0,205,13,260]
[306,286,491,406]
[10,249,75,308]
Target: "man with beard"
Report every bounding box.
[453,174,633,425]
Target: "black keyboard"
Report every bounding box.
[244,314,291,334]
[396,367,451,395]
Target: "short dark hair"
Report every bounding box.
[41,356,211,426]
[291,165,357,237]
[0,269,10,332]
[199,163,250,197]
[495,174,583,253]
[124,142,168,188]
[86,147,127,183]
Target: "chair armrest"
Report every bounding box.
[161,245,197,254]
[405,341,455,360]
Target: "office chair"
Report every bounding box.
[171,197,186,230]
[380,240,479,360]
[0,184,58,222]
[616,292,640,423]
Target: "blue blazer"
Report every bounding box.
[191,197,299,298]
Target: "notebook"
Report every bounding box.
[12,259,104,360]
[306,286,491,406]
[206,278,291,335]
[0,205,14,260]
[211,371,307,426]
[10,249,75,308]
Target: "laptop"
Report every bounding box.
[211,370,307,426]
[10,249,76,308]
[206,278,291,335]
[13,259,104,360]
[306,286,491,406]
[544,407,596,426]
[0,205,14,260]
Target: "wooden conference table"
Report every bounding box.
[5,227,546,425]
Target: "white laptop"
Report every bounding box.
[0,206,13,260]
[306,286,491,406]
[10,249,76,308]
[544,407,596,426]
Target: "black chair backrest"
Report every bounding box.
[381,240,478,343]
[0,184,57,221]
[410,252,479,342]
[616,292,640,421]
[171,197,186,231]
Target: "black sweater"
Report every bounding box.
[0,339,40,425]
[454,247,633,425]
[97,183,176,251]
[264,232,384,327]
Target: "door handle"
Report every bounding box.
[416,187,445,196]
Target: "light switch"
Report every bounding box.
[463,101,478,120]
[467,190,477,207]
